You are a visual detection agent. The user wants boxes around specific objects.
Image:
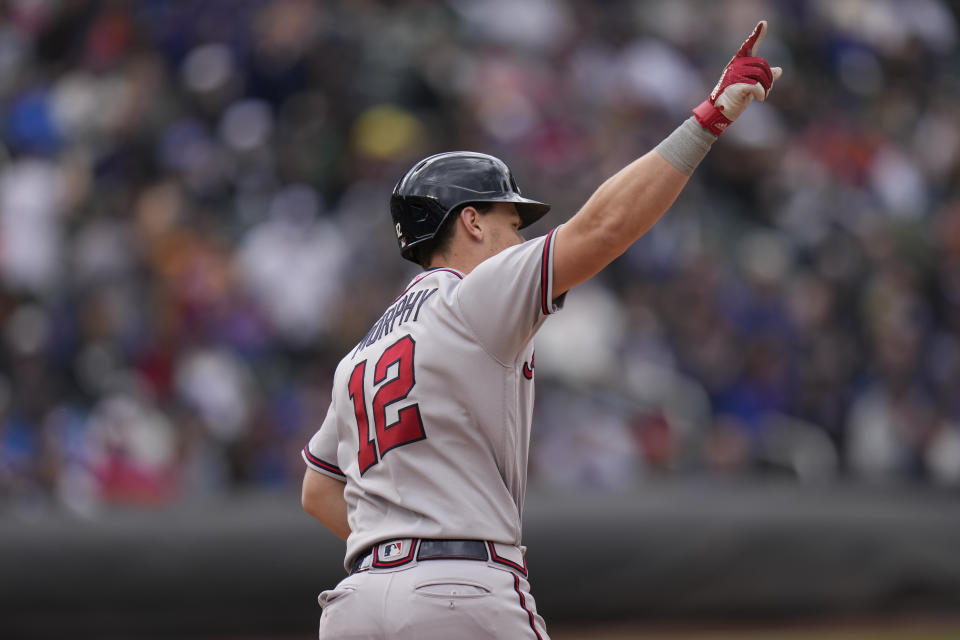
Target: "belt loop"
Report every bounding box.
[349,545,376,575]
[487,541,528,577]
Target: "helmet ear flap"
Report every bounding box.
[391,194,449,261]
[406,201,431,225]
[406,203,469,268]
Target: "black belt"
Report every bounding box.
[349,539,489,575]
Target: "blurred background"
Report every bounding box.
[2,0,960,638]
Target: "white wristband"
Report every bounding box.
[654,117,718,176]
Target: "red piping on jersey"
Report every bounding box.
[540,228,556,316]
[393,268,463,303]
[513,573,544,640]
[522,354,535,380]
[487,541,529,576]
[303,446,344,477]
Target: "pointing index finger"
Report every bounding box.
[736,20,767,58]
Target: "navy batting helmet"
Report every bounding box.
[390,151,551,262]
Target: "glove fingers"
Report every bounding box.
[697,20,780,134]
[740,59,774,89]
[736,20,767,58]
[745,66,781,101]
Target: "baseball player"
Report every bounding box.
[301,21,781,639]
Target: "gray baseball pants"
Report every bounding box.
[317,557,549,639]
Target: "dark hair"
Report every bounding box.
[411,202,494,268]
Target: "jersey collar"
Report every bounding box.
[393,267,464,303]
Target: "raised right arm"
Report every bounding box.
[552,20,781,297]
[552,147,692,296]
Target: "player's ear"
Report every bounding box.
[459,205,484,242]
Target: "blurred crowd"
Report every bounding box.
[1,0,959,515]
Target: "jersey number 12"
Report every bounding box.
[347,335,426,475]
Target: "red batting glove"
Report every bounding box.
[693,20,783,135]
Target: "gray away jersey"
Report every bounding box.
[303,229,564,570]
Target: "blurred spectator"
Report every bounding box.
[235,184,348,345]
[2,0,960,515]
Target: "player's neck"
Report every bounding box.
[427,248,484,275]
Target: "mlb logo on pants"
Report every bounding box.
[383,541,403,559]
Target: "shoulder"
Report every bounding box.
[472,232,555,274]
[461,231,556,292]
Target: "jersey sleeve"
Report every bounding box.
[456,227,565,364]
[302,400,346,481]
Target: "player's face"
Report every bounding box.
[482,203,525,257]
